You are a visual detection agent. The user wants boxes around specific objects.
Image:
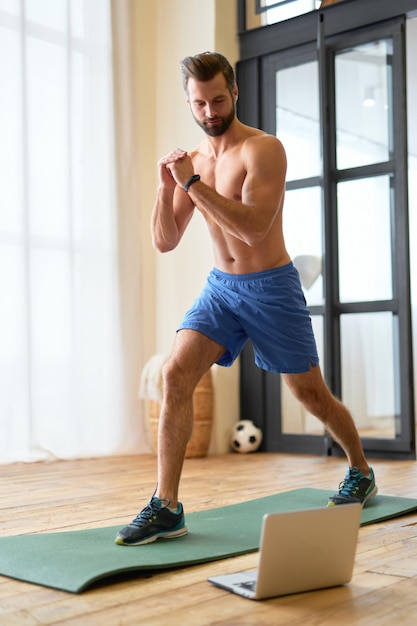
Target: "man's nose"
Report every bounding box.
[205,104,216,118]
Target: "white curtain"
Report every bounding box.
[0,0,140,462]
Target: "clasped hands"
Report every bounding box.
[159,148,195,190]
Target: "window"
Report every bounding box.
[238,2,415,458]
[241,0,322,30]
[262,0,321,25]
[0,0,122,461]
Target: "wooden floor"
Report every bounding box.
[1,452,417,625]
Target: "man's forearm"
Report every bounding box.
[151,187,180,252]
[187,180,271,246]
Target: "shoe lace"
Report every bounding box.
[131,498,169,527]
[338,467,362,496]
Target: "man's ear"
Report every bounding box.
[233,85,239,102]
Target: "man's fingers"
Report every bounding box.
[159,149,187,165]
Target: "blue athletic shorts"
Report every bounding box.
[177,262,319,374]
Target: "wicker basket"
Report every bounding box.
[147,369,214,458]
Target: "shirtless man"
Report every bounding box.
[115,52,377,546]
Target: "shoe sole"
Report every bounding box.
[115,525,188,547]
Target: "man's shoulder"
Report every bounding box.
[243,127,282,144]
[242,130,285,156]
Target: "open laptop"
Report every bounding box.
[208,503,362,600]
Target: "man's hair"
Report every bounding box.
[180,52,236,94]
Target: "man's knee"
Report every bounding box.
[162,360,180,390]
[162,359,197,399]
[293,384,322,411]
[284,373,333,416]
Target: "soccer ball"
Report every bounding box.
[230,420,263,453]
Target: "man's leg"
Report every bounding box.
[155,329,226,508]
[282,363,377,506]
[282,363,369,473]
[115,329,225,545]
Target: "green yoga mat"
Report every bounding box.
[1,488,417,593]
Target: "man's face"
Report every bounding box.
[186,73,237,137]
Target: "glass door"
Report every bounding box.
[329,26,414,457]
[335,41,395,442]
[259,46,327,453]
[247,18,415,458]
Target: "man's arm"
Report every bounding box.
[151,150,195,252]
[187,135,286,246]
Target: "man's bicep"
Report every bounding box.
[243,140,286,212]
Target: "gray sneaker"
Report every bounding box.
[115,496,188,546]
[328,467,377,506]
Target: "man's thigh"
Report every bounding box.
[282,363,331,398]
[167,329,226,387]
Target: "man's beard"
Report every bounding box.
[194,105,235,137]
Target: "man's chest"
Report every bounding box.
[193,153,246,200]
